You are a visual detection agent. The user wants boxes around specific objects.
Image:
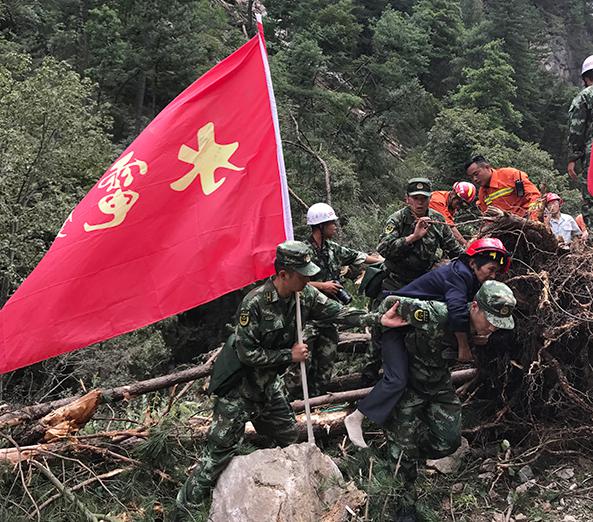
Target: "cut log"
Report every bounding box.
[336,332,370,354]
[0,357,216,429]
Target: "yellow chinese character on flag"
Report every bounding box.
[85,151,148,233]
[171,122,243,194]
[99,151,148,192]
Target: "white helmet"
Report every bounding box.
[307,203,338,225]
[582,55,593,76]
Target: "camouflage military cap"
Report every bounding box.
[276,240,320,276]
[475,280,516,330]
[407,177,432,197]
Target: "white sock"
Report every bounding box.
[345,409,368,448]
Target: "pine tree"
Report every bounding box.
[411,0,464,96]
[452,39,522,128]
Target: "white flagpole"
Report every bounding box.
[256,13,315,444]
[256,13,293,241]
[296,292,315,444]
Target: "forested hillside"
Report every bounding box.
[2,2,593,519]
[1,0,591,383]
[1,0,592,423]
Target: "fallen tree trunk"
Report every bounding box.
[0,412,348,464]
[336,332,370,353]
[0,355,217,429]
[292,388,372,412]
[294,368,477,411]
[0,369,479,464]
[0,348,475,431]
[0,335,370,429]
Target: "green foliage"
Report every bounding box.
[0,42,113,306]
[1,0,592,409]
[411,0,464,95]
[452,40,522,128]
[135,417,179,468]
[424,107,517,182]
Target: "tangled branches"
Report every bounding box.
[473,214,593,444]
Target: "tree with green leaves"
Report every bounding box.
[452,39,522,129]
[411,0,464,96]
[0,42,113,306]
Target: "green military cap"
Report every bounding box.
[276,240,320,276]
[407,177,432,197]
[475,280,516,330]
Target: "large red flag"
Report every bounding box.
[0,22,292,374]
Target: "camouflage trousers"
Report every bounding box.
[283,323,339,398]
[579,171,593,230]
[383,382,461,508]
[303,322,339,396]
[176,386,298,515]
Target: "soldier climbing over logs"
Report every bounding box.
[174,240,406,520]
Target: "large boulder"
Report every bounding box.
[209,442,365,522]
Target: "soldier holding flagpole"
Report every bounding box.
[174,241,406,519]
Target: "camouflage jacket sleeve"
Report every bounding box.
[379,295,448,333]
[234,303,293,368]
[332,241,367,267]
[305,285,381,328]
[377,212,413,260]
[568,91,590,162]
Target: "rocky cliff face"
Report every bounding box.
[541,35,577,82]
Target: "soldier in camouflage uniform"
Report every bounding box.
[378,178,465,291]
[363,178,464,383]
[567,54,593,230]
[303,203,383,395]
[174,240,403,520]
[376,280,516,522]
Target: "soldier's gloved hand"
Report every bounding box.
[291,343,310,362]
[380,301,409,329]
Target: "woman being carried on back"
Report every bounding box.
[345,237,510,448]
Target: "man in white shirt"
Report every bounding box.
[544,193,582,244]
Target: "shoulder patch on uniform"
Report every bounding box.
[239,311,250,327]
[384,223,395,235]
[414,309,429,323]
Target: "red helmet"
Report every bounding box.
[544,192,563,205]
[452,181,477,204]
[465,238,511,272]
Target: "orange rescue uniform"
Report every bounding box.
[477,167,541,218]
[429,191,455,224]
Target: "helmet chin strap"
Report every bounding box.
[311,224,326,248]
